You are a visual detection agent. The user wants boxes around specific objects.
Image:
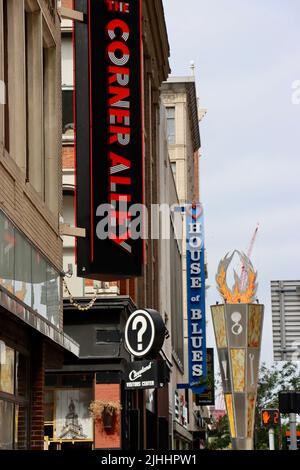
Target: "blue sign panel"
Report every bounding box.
[186,203,207,393]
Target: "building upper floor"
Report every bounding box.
[0,0,65,330]
[161,76,206,204]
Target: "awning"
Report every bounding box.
[0,285,79,356]
[173,421,193,442]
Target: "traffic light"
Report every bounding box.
[261,409,280,428]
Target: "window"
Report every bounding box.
[62,89,74,136]
[0,400,14,449]
[0,341,29,449]
[0,343,14,394]
[43,33,58,211]
[44,374,93,447]
[3,1,59,212]
[171,162,176,180]
[62,34,74,139]
[166,107,175,144]
[3,0,9,152]
[0,210,60,328]
[0,212,15,294]
[14,231,32,306]
[25,9,44,194]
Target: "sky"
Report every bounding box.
[163,0,300,367]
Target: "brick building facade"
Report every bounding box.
[0,0,79,450]
[42,0,172,451]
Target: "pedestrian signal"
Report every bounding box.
[261,409,280,427]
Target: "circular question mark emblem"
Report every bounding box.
[132,315,148,351]
[125,309,155,357]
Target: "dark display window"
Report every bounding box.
[62,89,74,136]
[0,340,29,449]
[44,374,94,448]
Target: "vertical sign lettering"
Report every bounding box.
[186,203,207,393]
[75,0,144,280]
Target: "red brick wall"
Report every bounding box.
[62,145,75,169]
[94,383,121,449]
[119,279,137,303]
[30,339,45,450]
[62,0,73,8]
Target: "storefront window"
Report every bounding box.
[32,251,48,319]
[45,374,94,446]
[14,231,32,306]
[46,266,60,328]
[0,400,14,449]
[0,341,15,394]
[0,341,29,450]
[0,210,61,328]
[0,211,15,295]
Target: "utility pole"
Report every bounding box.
[289,413,298,450]
[261,409,280,450]
[268,427,275,450]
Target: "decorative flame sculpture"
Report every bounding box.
[211,251,264,450]
[216,251,257,304]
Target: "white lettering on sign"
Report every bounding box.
[128,362,152,382]
[192,350,203,362]
[192,364,203,377]
[191,309,202,320]
[142,381,155,386]
[188,213,204,380]
[191,278,201,288]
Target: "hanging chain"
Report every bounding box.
[63,277,98,311]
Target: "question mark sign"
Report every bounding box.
[132,316,147,351]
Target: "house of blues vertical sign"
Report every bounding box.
[186,203,207,393]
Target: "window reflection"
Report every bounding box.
[0,341,15,394]
[0,343,29,449]
[0,211,15,295]
[32,251,47,319]
[14,231,32,306]
[0,400,14,449]
[0,210,61,328]
[46,266,60,328]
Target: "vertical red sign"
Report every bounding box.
[75,0,144,280]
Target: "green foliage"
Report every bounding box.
[207,362,300,450]
[254,361,300,450]
[207,415,231,450]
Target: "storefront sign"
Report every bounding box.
[125,360,169,390]
[124,309,166,358]
[186,204,207,394]
[195,348,215,406]
[75,0,144,280]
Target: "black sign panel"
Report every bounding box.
[124,309,166,358]
[125,360,169,390]
[279,391,300,414]
[195,349,215,406]
[75,0,144,280]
